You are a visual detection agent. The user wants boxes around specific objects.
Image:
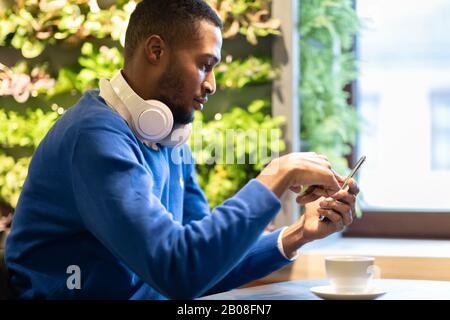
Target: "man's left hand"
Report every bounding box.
[281,178,360,257]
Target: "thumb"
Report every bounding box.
[326,172,341,193]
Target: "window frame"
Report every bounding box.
[344,210,450,239]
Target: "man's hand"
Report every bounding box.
[317,175,359,229]
[281,178,360,258]
[256,152,341,199]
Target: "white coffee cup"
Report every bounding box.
[325,256,377,293]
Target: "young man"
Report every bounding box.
[5,0,359,299]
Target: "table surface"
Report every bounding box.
[200,279,450,300]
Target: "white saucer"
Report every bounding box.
[310,285,386,300]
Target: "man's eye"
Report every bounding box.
[202,64,213,72]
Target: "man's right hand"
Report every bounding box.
[256,152,341,202]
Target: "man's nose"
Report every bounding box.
[203,71,216,96]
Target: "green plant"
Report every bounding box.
[0,108,59,207]
[206,0,280,44]
[76,42,124,91]
[0,0,136,58]
[190,100,285,207]
[300,0,360,174]
[48,42,124,97]
[216,55,277,89]
[0,155,31,208]
[0,108,59,149]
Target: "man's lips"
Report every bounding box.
[194,97,208,110]
[195,97,208,104]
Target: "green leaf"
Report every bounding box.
[22,39,45,58]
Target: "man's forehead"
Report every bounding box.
[194,20,222,54]
[173,20,222,61]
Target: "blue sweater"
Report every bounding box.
[5,90,292,299]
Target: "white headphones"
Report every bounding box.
[99,71,192,148]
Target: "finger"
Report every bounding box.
[296,185,321,204]
[316,154,329,162]
[330,190,356,207]
[290,185,303,193]
[319,199,352,225]
[312,187,330,198]
[296,160,340,193]
[296,152,317,160]
[334,172,347,185]
[304,153,332,169]
[297,192,321,204]
[350,197,357,220]
[312,186,344,198]
[327,171,341,192]
[330,190,357,221]
[313,165,340,192]
[317,208,342,224]
[296,185,315,196]
[346,178,360,195]
[315,157,332,170]
[318,208,344,231]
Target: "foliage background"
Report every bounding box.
[299,0,360,174]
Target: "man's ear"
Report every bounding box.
[144,35,166,64]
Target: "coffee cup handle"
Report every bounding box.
[367,265,381,279]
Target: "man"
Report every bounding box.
[5,0,359,299]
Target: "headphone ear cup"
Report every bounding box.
[106,71,174,143]
[136,100,173,142]
[158,123,192,147]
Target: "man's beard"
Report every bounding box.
[157,63,195,125]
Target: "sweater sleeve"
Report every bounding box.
[71,128,281,299]
[202,228,294,296]
[181,151,292,295]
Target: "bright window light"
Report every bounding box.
[356,0,450,210]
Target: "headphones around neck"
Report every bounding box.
[99,71,192,148]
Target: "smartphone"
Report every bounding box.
[318,155,366,221]
[339,155,366,191]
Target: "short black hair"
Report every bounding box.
[124,0,222,60]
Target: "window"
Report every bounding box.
[345,0,450,238]
[431,89,450,171]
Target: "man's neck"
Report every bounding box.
[122,67,157,101]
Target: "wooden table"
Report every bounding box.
[200,279,450,300]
